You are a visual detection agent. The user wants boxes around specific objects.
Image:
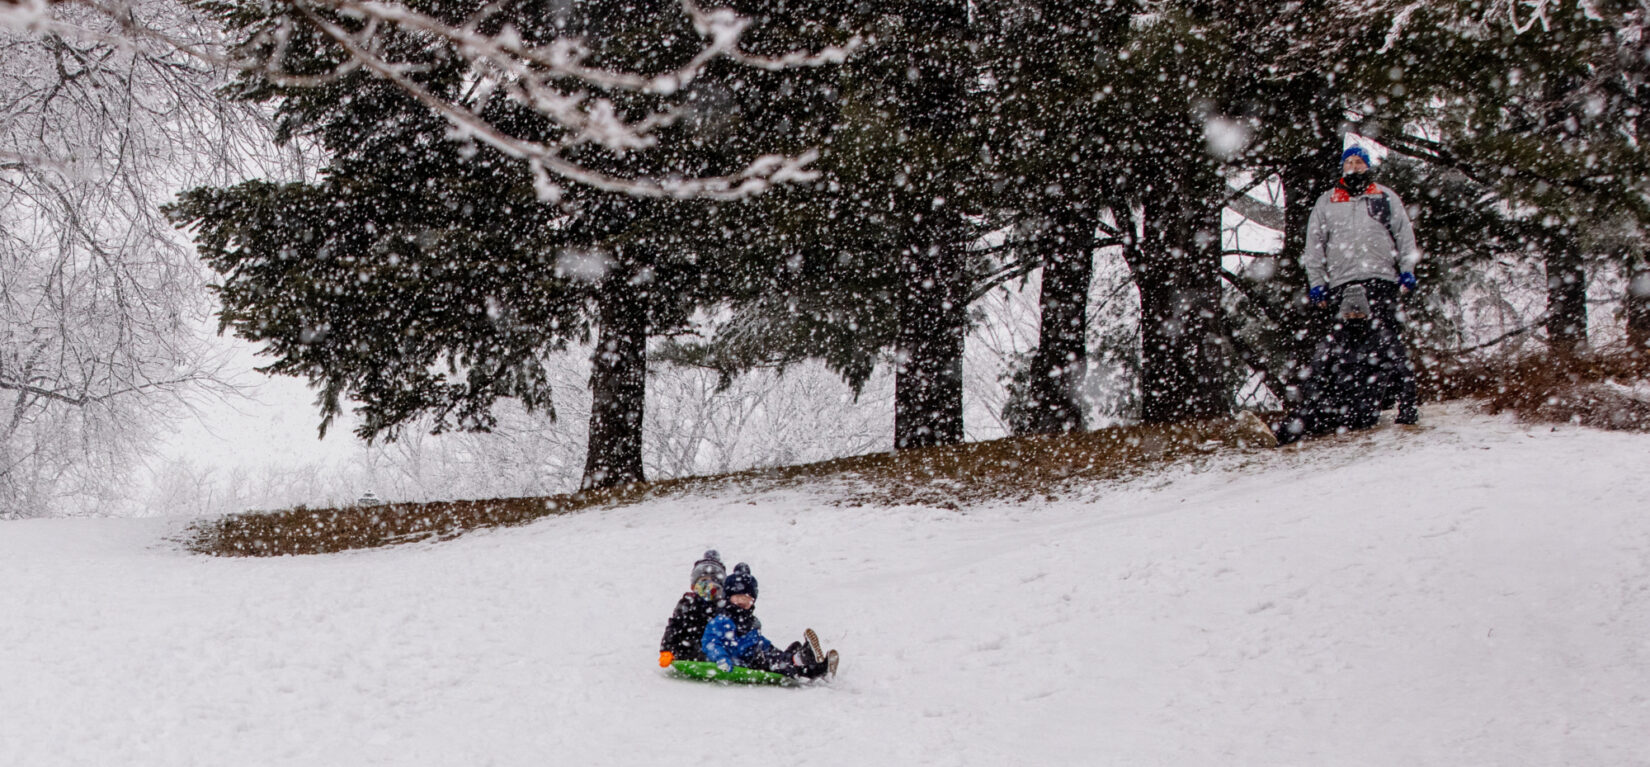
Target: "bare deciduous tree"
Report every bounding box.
[0,0,282,517]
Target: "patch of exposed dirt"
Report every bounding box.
[184,414,1279,558]
[185,346,1650,559]
[1425,346,1650,432]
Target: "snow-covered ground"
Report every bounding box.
[3,403,1648,766]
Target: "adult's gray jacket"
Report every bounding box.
[1301,182,1420,289]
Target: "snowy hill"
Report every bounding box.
[3,403,1648,766]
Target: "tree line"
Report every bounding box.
[164,0,1650,491]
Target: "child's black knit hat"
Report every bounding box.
[723,563,758,600]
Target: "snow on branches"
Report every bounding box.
[3,0,858,200]
[0,0,262,517]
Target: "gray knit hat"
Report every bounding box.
[690,550,726,588]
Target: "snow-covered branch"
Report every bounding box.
[4,0,858,200]
[0,373,216,407]
[1,0,269,517]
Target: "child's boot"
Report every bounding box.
[804,629,824,665]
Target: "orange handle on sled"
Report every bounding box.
[658,651,674,668]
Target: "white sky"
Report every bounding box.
[151,332,361,472]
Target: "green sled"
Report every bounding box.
[668,660,798,686]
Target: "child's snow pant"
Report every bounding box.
[1283,279,1417,439]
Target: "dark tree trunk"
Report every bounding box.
[1126,193,1233,424]
[889,1,972,451]
[894,225,968,450]
[1635,90,1650,352]
[1279,160,1335,290]
[1276,74,1344,277]
[582,263,649,490]
[1628,254,1650,351]
[1545,243,1588,355]
[1019,210,1095,435]
[1276,124,1346,369]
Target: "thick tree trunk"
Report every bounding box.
[894,227,968,450]
[582,264,649,490]
[1545,243,1588,355]
[1279,163,1334,289]
[1127,193,1233,424]
[1628,254,1650,351]
[1277,74,1344,279]
[888,1,971,451]
[1277,130,1346,369]
[1019,210,1095,435]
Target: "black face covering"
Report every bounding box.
[725,604,761,635]
[1342,171,1373,191]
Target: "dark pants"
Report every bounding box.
[748,641,829,679]
[1280,279,1417,441]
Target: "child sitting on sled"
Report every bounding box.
[659,550,726,667]
[701,563,837,679]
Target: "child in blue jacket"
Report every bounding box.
[701,563,836,679]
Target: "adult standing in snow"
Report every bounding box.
[1280,146,1422,443]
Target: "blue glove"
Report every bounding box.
[1308,285,1326,305]
[1398,272,1417,292]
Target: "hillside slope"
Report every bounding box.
[2,403,1647,766]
